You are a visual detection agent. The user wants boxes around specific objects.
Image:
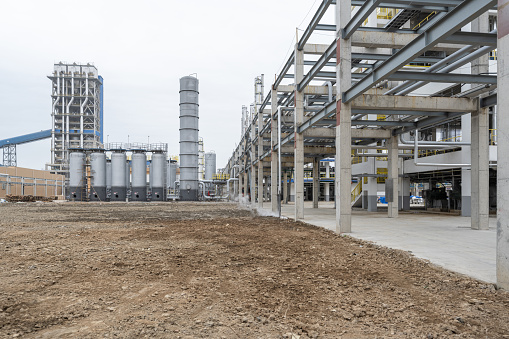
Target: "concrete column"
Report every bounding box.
[258,107,264,208]
[461,114,472,216]
[271,88,279,212]
[283,171,288,204]
[367,176,377,212]
[243,170,248,199]
[400,177,411,211]
[325,162,330,202]
[497,0,509,289]
[250,115,257,204]
[471,106,490,230]
[294,44,305,220]
[387,135,399,218]
[335,0,352,233]
[313,158,320,208]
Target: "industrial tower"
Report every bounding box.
[47,62,103,175]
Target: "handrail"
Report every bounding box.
[351,181,362,203]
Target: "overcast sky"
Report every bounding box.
[0,0,335,170]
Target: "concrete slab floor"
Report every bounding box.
[257,201,496,284]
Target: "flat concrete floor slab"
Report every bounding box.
[258,201,496,284]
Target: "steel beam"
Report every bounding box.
[298,0,334,51]
[343,0,384,39]
[298,41,337,91]
[388,71,497,84]
[343,0,498,103]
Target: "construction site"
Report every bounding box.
[3,0,509,337]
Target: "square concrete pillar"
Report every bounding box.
[367,176,377,212]
[294,45,305,220]
[461,114,472,216]
[283,171,289,204]
[335,0,352,233]
[271,88,279,213]
[387,135,399,218]
[313,158,320,208]
[497,0,509,290]
[471,106,490,230]
[258,108,264,208]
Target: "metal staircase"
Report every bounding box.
[384,9,420,31]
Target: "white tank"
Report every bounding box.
[150,153,166,201]
[131,152,147,201]
[68,152,85,200]
[204,152,216,180]
[110,152,127,201]
[89,152,107,201]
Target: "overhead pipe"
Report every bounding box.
[80,82,88,149]
[412,129,470,167]
[399,133,470,146]
[66,74,74,151]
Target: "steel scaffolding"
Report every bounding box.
[47,62,103,175]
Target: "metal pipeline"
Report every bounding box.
[399,133,469,146]
[66,74,74,150]
[412,129,470,167]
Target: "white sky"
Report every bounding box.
[0,0,335,170]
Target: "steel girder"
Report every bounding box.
[342,0,498,103]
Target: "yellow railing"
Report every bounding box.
[212,173,230,180]
[351,181,362,203]
[377,168,387,184]
[490,129,497,145]
[413,11,436,30]
[490,50,497,60]
[377,8,398,20]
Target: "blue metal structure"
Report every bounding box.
[0,129,52,148]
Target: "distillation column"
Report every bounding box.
[179,76,200,201]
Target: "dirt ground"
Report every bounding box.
[1,202,509,338]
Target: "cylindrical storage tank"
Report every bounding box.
[131,152,147,201]
[110,152,126,201]
[68,152,86,200]
[89,152,107,201]
[126,159,130,195]
[204,152,216,180]
[150,152,166,201]
[179,76,199,201]
[168,161,177,190]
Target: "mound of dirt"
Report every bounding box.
[1,202,508,338]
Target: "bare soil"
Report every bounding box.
[1,202,509,338]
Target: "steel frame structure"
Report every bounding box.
[225,0,509,287]
[47,63,103,175]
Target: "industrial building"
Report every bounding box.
[223,1,509,289]
[47,62,104,175]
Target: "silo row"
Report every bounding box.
[68,150,167,201]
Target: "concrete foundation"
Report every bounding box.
[180,189,198,202]
[89,187,106,201]
[110,187,127,201]
[151,187,165,201]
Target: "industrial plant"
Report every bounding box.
[4,1,509,337]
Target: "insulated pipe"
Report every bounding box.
[399,133,470,146]
[66,74,74,151]
[80,94,88,148]
[227,178,239,201]
[326,81,333,103]
[413,129,471,167]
